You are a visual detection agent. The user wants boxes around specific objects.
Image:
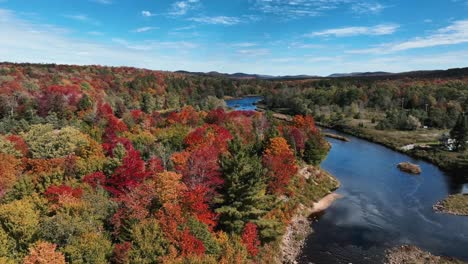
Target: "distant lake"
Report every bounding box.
[225,96,263,111]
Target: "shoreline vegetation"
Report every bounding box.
[260,106,467,262]
[259,103,466,175]
[315,120,468,175]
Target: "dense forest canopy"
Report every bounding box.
[0,62,467,263]
[0,63,334,263]
[263,74,468,130]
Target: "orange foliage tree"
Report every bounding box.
[0,154,21,196]
[23,241,66,264]
[263,137,297,194]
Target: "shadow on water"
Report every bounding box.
[299,131,468,264]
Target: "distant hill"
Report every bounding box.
[177,67,468,80]
[175,70,319,80]
[328,71,393,78]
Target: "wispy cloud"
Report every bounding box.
[348,20,468,54]
[288,42,324,49]
[91,0,111,4]
[141,10,156,17]
[169,0,200,16]
[188,15,259,25]
[351,2,386,14]
[132,26,158,33]
[252,0,386,19]
[306,24,399,37]
[189,16,241,25]
[174,25,196,31]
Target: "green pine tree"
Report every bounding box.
[450,112,468,151]
[216,138,269,234]
[303,135,329,165]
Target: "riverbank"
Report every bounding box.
[262,105,468,175]
[324,133,350,142]
[279,166,340,264]
[385,245,466,264]
[315,121,468,176]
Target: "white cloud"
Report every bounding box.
[141,11,156,17]
[1,8,467,77]
[348,20,468,54]
[0,9,203,70]
[132,26,158,33]
[169,0,200,16]
[189,16,242,25]
[306,24,399,37]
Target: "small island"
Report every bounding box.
[433,194,468,216]
[397,162,422,174]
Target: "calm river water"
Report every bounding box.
[299,131,468,263]
[226,97,468,264]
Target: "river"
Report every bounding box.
[226,97,468,264]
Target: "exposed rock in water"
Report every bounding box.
[433,194,468,216]
[385,245,466,264]
[397,162,422,174]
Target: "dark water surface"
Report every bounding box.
[299,130,468,264]
[227,97,468,263]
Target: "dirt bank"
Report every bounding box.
[280,173,342,264]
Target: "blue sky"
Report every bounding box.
[1,0,468,75]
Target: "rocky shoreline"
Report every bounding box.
[385,245,466,264]
[433,194,468,216]
[279,167,341,264]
